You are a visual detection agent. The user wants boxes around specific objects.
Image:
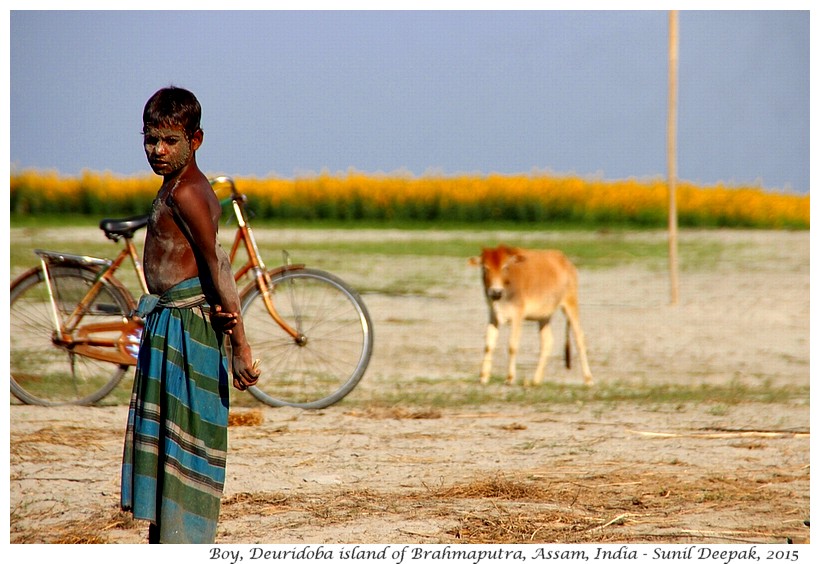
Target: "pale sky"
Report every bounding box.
[9,8,811,192]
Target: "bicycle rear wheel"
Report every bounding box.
[10,265,134,406]
[240,268,373,409]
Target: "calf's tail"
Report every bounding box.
[564,319,572,369]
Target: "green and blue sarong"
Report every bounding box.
[121,277,230,544]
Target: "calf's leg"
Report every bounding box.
[531,319,553,385]
[479,323,499,384]
[562,299,593,386]
[506,316,523,385]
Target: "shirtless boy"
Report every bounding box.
[121,86,260,544]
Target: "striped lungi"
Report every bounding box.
[121,277,230,544]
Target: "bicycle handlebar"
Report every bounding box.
[210,175,239,196]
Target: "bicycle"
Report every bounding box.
[10,176,374,409]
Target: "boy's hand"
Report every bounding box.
[232,349,261,391]
[211,304,239,335]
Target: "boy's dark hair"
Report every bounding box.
[142,86,202,139]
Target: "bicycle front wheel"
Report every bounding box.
[240,268,373,409]
[10,265,134,406]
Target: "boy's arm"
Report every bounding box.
[169,180,260,390]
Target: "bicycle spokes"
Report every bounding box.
[241,268,373,409]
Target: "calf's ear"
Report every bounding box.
[504,254,527,268]
[467,256,482,266]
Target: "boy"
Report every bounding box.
[121,86,260,544]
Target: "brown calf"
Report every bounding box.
[469,245,593,386]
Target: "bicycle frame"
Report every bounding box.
[39,236,148,333]
[211,176,306,343]
[35,247,144,367]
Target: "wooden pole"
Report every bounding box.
[667,10,680,305]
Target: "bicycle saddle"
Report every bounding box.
[100,215,150,240]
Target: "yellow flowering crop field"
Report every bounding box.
[10,169,809,229]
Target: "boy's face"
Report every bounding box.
[143,125,201,176]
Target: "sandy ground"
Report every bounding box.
[8,228,811,546]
